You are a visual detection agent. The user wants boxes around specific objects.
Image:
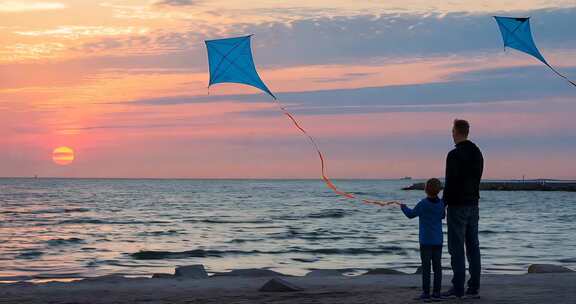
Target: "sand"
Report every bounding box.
[1,272,574,303]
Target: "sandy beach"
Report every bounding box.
[1,269,574,303]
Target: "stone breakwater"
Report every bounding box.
[403,181,576,192]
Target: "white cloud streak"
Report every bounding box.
[0,2,66,12]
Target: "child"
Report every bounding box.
[400,178,445,301]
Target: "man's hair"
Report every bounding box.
[453,119,470,137]
[425,178,443,196]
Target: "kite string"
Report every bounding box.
[544,63,576,87]
[274,99,400,207]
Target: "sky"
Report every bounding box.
[1,0,576,179]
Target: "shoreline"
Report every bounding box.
[1,269,574,303]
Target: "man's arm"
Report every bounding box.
[443,150,459,206]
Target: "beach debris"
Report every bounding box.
[175,265,208,279]
[493,17,575,87]
[10,281,36,288]
[80,275,134,283]
[364,268,406,275]
[259,278,303,292]
[527,264,574,273]
[305,269,343,277]
[213,268,287,278]
[152,273,174,279]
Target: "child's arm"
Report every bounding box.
[400,201,423,219]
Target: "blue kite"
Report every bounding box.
[494,16,575,87]
[205,35,276,98]
[203,35,396,207]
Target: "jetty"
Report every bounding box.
[402,180,576,192]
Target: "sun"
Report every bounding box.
[52,146,75,166]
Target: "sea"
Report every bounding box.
[1,178,574,282]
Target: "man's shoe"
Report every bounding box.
[431,293,443,302]
[464,289,480,299]
[441,288,463,299]
[414,293,431,302]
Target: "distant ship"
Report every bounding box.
[400,176,412,180]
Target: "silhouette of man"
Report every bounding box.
[442,119,484,299]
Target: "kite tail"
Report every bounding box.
[545,63,576,88]
[274,101,399,208]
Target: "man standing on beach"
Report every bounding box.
[442,119,484,299]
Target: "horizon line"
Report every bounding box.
[1,176,575,181]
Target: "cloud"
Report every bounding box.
[15,26,149,39]
[310,72,379,83]
[0,2,66,12]
[128,65,576,115]
[154,0,199,7]
[240,8,576,66]
[76,7,576,68]
[0,43,66,62]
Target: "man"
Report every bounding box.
[442,119,484,299]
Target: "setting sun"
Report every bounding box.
[52,146,75,166]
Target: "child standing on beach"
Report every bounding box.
[400,178,445,301]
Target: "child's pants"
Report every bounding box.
[420,244,442,294]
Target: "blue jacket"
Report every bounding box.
[401,197,445,245]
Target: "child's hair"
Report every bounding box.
[425,178,443,196]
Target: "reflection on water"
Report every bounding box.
[0,178,574,282]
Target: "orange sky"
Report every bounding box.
[1,1,576,179]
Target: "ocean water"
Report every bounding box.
[0,178,574,282]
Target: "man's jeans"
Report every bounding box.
[420,245,442,295]
[447,206,481,295]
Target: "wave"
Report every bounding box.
[268,227,377,241]
[58,218,106,225]
[479,229,532,235]
[271,233,377,241]
[16,250,44,259]
[271,215,301,221]
[46,238,85,247]
[226,238,266,244]
[289,246,406,255]
[306,209,356,219]
[130,249,226,259]
[292,257,320,263]
[2,208,90,215]
[129,246,407,260]
[31,208,91,214]
[57,218,171,225]
[136,230,181,236]
[200,219,273,224]
[479,230,499,234]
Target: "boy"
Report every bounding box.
[401,178,445,301]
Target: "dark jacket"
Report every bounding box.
[443,140,484,207]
